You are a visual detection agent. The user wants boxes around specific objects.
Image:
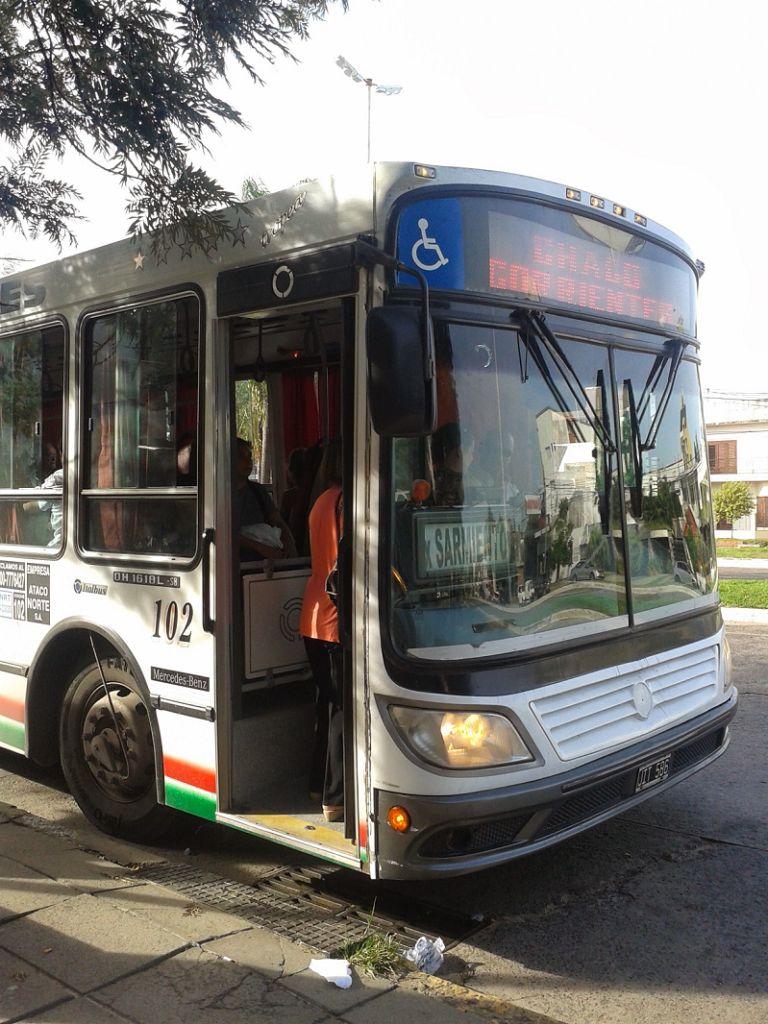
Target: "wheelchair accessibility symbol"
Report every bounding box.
[411,218,450,272]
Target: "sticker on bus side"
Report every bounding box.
[0,559,51,624]
[26,563,51,624]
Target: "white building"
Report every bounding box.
[704,391,768,541]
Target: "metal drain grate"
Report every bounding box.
[135,862,485,954]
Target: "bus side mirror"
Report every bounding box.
[366,307,436,437]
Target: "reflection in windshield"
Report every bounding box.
[390,323,626,657]
[616,354,715,622]
[388,323,716,659]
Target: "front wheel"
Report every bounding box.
[60,660,171,841]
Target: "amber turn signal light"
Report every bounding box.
[411,479,431,503]
[387,806,411,832]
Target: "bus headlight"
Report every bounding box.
[389,706,533,770]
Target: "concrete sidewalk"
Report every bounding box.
[0,800,555,1024]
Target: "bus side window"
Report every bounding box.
[0,325,66,552]
[82,297,200,558]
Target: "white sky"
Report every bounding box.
[3,0,766,392]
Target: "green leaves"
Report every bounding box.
[713,481,755,531]
[0,140,83,248]
[0,0,345,253]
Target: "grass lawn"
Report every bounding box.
[718,580,768,609]
[716,541,768,559]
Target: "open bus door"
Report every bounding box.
[213,284,365,872]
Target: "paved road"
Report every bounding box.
[429,621,767,1023]
[1,623,766,1024]
[719,565,768,579]
[718,556,768,580]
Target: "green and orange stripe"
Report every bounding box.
[0,693,25,752]
[163,754,217,821]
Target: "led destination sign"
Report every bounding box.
[486,209,696,333]
[396,196,697,336]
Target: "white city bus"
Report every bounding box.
[0,163,735,879]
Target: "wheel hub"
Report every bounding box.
[81,685,154,801]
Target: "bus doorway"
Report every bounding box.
[218,299,359,867]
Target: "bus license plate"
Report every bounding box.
[635,753,671,793]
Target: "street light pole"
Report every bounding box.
[336,55,402,162]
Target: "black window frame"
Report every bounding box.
[0,317,68,555]
[77,288,204,567]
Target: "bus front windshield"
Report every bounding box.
[388,321,715,660]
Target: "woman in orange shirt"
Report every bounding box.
[299,440,344,822]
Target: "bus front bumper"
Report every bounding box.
[373,693,737,880]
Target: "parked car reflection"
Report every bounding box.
[569,560,605,581]
[673,561,697,587]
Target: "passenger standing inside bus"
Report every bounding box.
[279,446,306,526]
[299,439,344,823]
[22,442,63,547]
[235,437,297,560]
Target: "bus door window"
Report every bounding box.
[82,296,200,557]
[233,310,343,561]
[0,324,65,549]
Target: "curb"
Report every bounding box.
[407,971,568,1024]
[720,607,768,623]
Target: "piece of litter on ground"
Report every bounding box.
[405,936,445,974]
[309,958,352,989]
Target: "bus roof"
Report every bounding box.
[0,162,696,323]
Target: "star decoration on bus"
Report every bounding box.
[231,219,248,247]
[198,234,218,259]
[133,252,145,271]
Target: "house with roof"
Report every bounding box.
[704,391,768,540]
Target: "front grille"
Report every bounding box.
[537,777,625,838]
[531,642,719,761]
[537,725,726,841]
[671,728,723,773]
[419,813,530,858]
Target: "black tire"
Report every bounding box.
[59,659,171,842]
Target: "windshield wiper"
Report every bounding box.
[622,378,644,520]
[514,309,616,453]
[516,319,587,442]
[636,338,688,451]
